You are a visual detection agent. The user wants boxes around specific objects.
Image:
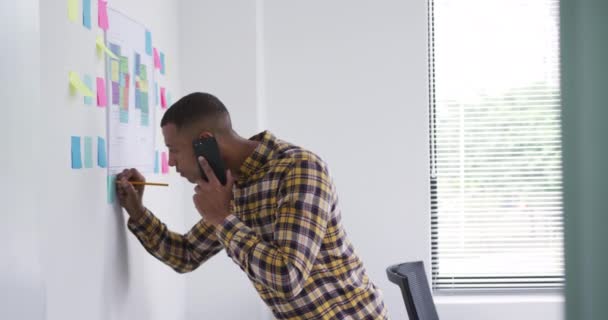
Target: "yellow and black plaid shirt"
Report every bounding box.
[128,131,389,319]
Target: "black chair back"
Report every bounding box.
[386,261,440,320]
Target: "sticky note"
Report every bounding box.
[139,65,147,81]
[68,0,78,22]
[107,175,116,203]
[84,136,93,168]
[69,72,94,97]
[160,52,165,75]
[154,151,159,174]
[153,48,161,69]
[167,92,172,106]
[111,82,119,105]
[98,0,109,30]
[96,77,107,107]
[96,36,118,59]
[82,0,92,29]
[98,137,107,168]
[145,30,152,55]
[160,87,167,108]
[161,151,169,174]
[119,56,128,73]
[71,136,82,169]
[134,53,141,76]
[83,74,93,105]
[111,61,119,81]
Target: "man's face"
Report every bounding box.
[162,123,199,183]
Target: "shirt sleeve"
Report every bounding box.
[216,158,332,299]
[127,209,224,273]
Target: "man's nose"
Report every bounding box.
[168,154,176,167]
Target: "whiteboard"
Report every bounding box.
[105,8,156,174]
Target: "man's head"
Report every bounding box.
[160,92,232,183]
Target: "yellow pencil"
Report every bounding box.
[116,181,169,187]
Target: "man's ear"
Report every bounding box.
[198,131,213,139]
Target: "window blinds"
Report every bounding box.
[429,0,564,290]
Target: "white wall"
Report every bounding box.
[262,1,430,318]
[178,1,265,319]
[0,1,46,319]
[36,0,186,319]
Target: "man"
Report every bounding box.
[116,92,389,319]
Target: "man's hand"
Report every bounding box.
[193,156,236,226]
[116,168,147,220]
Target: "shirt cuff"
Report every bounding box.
[127,208,163,244]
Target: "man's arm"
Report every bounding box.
[115,168,223,273]
[128,209,223,273]
[216,159,331,299]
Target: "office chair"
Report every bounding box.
[386,261,440,320]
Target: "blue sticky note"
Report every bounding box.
[71,136,82,169]
[145,30,152,55]
[107,175,116,203]
[167,92,172,106]
[84,136,93,168]
[98,137,107,168]
[154,151,159,174]
[160,52,165,75]
[82,0,92,29]
[83,74,93,105]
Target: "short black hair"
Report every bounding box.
[160,92,230,130]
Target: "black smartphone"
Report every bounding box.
[193,137,227,185]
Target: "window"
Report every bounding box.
[429,0,563,291]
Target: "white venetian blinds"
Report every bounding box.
[429,0,564,290]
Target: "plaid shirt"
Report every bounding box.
[128,131,389,319]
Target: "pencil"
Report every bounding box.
[116,181,169,187]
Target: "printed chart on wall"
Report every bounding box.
[105,8,155,174]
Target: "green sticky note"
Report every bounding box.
[84,136,93,168]
[139,65,147,81]
[68,0,78,22]
[120,56,128,73]
[107,175,116,203]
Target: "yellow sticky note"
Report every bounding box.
[96,36,118,60]
[111,61,119,81]
[69,71,94,97]
[68,0,78,22]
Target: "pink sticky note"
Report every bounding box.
[161,151,169,174]
[160,87,167,108]
[96,77,107,107]
[153,48,161,69]
[98,0,109,30]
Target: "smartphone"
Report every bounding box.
[193,137,227,185]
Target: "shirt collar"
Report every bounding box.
[237,131,277,183]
